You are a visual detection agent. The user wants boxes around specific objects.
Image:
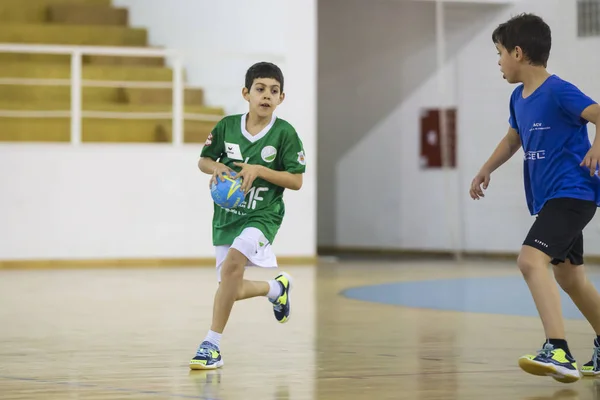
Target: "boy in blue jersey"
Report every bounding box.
[470,13,600,383]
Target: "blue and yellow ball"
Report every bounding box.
[210,171,245,209]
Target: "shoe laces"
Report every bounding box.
[271,299,282,311]
[537,343,555,359]
[592,345,600,370]
[269,296,282,310]
[196,341,218,356]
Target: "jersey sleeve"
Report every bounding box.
[200,119,225,160]
[280,128,306,174]
[553,80,597,126]
[508,89,519,133]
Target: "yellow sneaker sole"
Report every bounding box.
[189,360,224,370]
[518,357,580,383]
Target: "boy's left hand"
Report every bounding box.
[581,146,600,176]
[233,162,262,192]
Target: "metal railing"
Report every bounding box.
[0,43,222,145]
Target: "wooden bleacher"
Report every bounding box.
[0,0,223,143]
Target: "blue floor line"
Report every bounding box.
[340,275,600,320]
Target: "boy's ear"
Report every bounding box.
[513,46,524,60]
[242,87,250,101]
[279,92,286,104]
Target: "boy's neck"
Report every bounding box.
[520,67,552,96]
[245,112,273,135]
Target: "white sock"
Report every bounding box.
[267,280,282,300]
[204,330,222,348]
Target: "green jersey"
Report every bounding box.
[200,113,306,246]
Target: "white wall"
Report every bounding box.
[0,0,317,261]
[408,0,517,3]
[0,144,315,260]
[319,0,600,255]
[112,0,286,115]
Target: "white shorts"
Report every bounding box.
[215,227,278,282]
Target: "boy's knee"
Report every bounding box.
[517,246,550,278]
[220,260,244,281]
[517,255,536,278]
[220,249,247,282]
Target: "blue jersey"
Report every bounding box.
[508,75,600,215]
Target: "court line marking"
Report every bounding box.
[337,274,600,319]
[0,374,212,399]
[318,368,518,380]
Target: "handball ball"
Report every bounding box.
[210,171,245,209]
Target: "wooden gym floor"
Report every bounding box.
[1,259,600,399]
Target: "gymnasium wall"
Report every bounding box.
[318,0,600,256]
[111,0,287,115]
[0,0,317,262]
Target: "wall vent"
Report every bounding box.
[578,0,600,37]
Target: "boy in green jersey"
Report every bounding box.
[189,62,306,370]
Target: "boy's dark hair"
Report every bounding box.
[492,13,551,67]
[245,62,284,92]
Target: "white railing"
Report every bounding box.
[0,43,221,145]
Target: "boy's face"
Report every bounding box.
[495,43,522,84]
[242,78,285,118]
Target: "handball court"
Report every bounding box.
[1,258,600,400]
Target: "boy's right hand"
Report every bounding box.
[469,171,491,200]
[210,163,234,187]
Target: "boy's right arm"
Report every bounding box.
[470,127,521,200]
[480,127,521,174]
[198,157,233,186]
[198,120,233,185]
[198,157,220,174]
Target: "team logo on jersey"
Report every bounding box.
[204,132,213,146]
[225,142,243,160]
[524,150,545,161]
[297,150,306,165]
[261,146,277,162]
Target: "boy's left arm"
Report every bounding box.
[233,162,302,192]
[581,104,600,175]
[234,129,306,193]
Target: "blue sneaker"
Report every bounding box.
[269,272,293,323]
[518,342,580,383]
[581,339,600,376]
[189,341,223,370]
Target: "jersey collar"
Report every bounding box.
[240,113,277,143]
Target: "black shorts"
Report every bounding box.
[523,197,597,265]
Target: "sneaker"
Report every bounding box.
[581,339,600,377]
[269,272,293,323]
[189,341,224,370]
[518,342,581,383]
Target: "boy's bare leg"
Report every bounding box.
[518,245,565,339]
[557,261,600,376]
[206,280,269,329]
[553,260,600,334]
[237,280,269,300]
[190,248,288,371]
[211,248,247,333]
[190,248,247,370]
[517,246,581,383]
